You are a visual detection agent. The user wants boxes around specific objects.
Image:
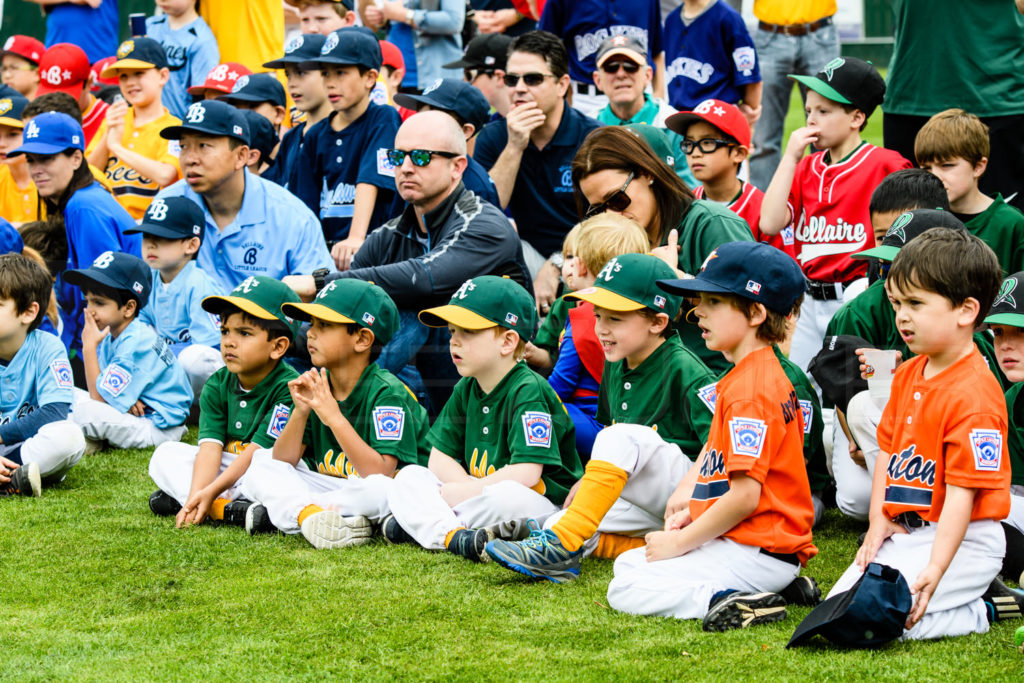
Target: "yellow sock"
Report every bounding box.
[297,504,324,525]
[551,460,628,551]
[594,532,646,559]
[444,527,466,548]
[208,498,231,521]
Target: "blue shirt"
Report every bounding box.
[664,1,761,110]
[388,23,418,89]
[145,14,220,120]
[538,0,663,83]
[293,104,401,244]
[158,170,334,292]
[58,183,141,352]
[44,1,119,64]
[96,318,192,429]
[138,261,224,353]
[463,156,500,208]
[262,119,305,189]
[0,330,74,444]
[473,104,602,256]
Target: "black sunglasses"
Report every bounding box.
[682,138,737,155]
[503,72,555,87]
[386,149,460,167]
[600,60,641,74]
[585,171,634,218]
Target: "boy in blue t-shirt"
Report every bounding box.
[146,1,220,119]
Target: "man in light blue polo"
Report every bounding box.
[156,100,334,292]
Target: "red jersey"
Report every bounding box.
[695,182,795,259]
[786,142,911,283]
[81,97,109,148]
[879,351,1010,523]
[689,346,817,565]
[564,301,604,400]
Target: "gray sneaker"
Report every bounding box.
[0,461,40,497]
[301,511,373,550]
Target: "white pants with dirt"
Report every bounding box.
[833,390,883,520]
[177,345,224,400]
[0,420,86,479]
[149,441,246,505]
[828,519,1004,640]
[239,448,394,533]
[387,464,558,550]
[72,389,186,449]
[607,538,800,619]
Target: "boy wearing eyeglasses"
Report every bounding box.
[292,27,401,271]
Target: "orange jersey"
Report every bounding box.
[0,165,40,223]
[689,346,817,565]
[879,351,1010,523]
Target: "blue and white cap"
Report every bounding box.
[64,251,153,305]
[160,100,249,145]
[263,33,328,69]
[304,26,382,71]
[9,112,84,156]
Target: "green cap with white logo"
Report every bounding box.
[985,271,1024,327]
[201,275,301,339]
[566,253,682,317]
[419,275,538,341]
[853,209,966,263]
[283,278,400,345]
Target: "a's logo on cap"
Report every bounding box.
[231,75,249,93]
[504,312,518,326]
[93,251,115,269]
[822,57,846,81]
[994,277,1018,309]
[236,276,259,294]
[0,100,10,115]
[285,36,303,54]
[423,79,442,95]
[886,212,913,244]
[453,279,476,300]
[322,32,339,54]
[316,281,337,299]
[597,257,622,282]
[117,40,134,59]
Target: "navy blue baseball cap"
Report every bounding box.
[101,38,168,77]
[124,197,206,241]
[0,218,24,254]
[239,110,277,167]
[218,73,287,108]
[64,251,152,304]
[263,33,327,69]
[787,563,912,649]
[657,241,806,315]
[160,100,250,145]
[9,111,85,156]
[0,93,28,128]
[395,79,491,134]
[305,26,382,71]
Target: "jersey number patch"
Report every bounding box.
[969,429,1002,472]
[729,417,766,458]
[266,403,291,439]
[99,364,133,397]
[372,406,405,441]
[522,411,552,448]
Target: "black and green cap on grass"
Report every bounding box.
[419,275,538,341]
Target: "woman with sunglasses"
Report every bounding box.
[572,126,753,373]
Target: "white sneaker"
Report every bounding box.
[300,510,373,550]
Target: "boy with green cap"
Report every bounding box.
[237,279,431,547]
[384,275,582,563]
[148,276,301,528]
[486,253,716,582]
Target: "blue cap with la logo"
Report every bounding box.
[64,251,152,305]
[160,100,249,145]
[9,111,84,156]
[125,196,206,242]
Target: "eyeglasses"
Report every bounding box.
[599,60,641,75]
[386,148,460,167]
[585,171,634,218]
[503,72,556,88]
[682,138,737,155]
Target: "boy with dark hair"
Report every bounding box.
[66,252,192,449]
[148,276,301,528]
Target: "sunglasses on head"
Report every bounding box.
[503,72,555,88]
[600,60,641,74]
[585,171,634,218]
[681,138,737,155]
[386,148,459,167]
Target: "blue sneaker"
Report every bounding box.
[485,520,583,583]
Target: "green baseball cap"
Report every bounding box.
[985,272,1024,327]
[567,253,682,316]
[282,278,400,345]
[419,275,538,341]
[201,275,301,339]
[623,123,677,171]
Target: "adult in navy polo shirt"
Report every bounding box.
[473,31,601,312]
[394,79,500,207]
[156,100,334,293]
[538,0,664,117]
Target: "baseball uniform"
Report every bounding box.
[532,296,575,358]
[145,13,220,120]
[547,301,604,459]
[81,96,110,148]
[607,345,816,619]
[957,196,1024,277]
[0,165,39,224]
[828,351,1010,640]
[694,182,796,259]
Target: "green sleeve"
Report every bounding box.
[197,369,228,443]
[534,296,573,353]
[506,390,569,468]
[251,382,295,449]
[363,386,428,466]
[681,370,715,453]
[427,379,469,459]
[1006,383,1024,488]
[673,200,754,276]
[785,359,829,492]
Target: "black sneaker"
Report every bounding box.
[1001,522,1024,587]
[245,503,278,535]
[222,498,253,527]
[381,514,414,545]
[0,462,40,497]
[779,576,821,606]
[446,527,493,563]
[982,578,1024,621]
[148,489,181,516]
[703,592,788,632]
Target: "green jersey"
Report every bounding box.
[1006,382,1024,488]
[428,362,582,505]
[534,296,575,355]
[300,364,431,477]
[597,334,715,457]
[961,196,1024,276]
[198,362,299,450]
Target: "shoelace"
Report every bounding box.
[518,520,555,550]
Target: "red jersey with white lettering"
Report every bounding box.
[81,97,109,148]
[689,346,817,565]
[786,142,911,283]
[878,351,1010,523]
[695,182,795,259]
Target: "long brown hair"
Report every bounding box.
[40,149,96,218]
[571,127,694,246]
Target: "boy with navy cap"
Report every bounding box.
[65,251,192,449]
[218,73,288,137]
[124,196,224,398]
[293,26,402,270]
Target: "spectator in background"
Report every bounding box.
[24,1,119,65]
[379,40,413,120]
[1,36,44,98]
[199,0,283,72]
[146,0,220,120]
[287,0,357,34]
[443,33,512,120]
[471,0,537,37]
[21,92,115,193]
[186,62,253,101]
[34,44,110,148]
[362,0,465,91]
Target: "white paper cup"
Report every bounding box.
[862,348,899,409]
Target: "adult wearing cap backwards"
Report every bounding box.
[24,0,119,66]
[8,112,139,357]
[443,33,512,120]
[156,99,333,293]
[35,44,110,147]
[363,0,465,90]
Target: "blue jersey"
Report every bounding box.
[262,119,305,189]
[138,261,224,353]
[44,1,119,64]
[57,183,142,352]
[157,170,334,292]
[293,104,401,244]
[463,156,501,208]
[95,318,192,429]
[664,1,761,110]
[0,330,73,429]
[538,0,663,83]
[145,14,220,120]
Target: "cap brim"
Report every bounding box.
[565,286,645,311]
[282,302,356,325]
[300,57,376,70]
[186,85,230,96]
[418,304,496,329]
[789,75,851,105]
[262,57,303,69]
[0,116,24,129]
[201,295,278,320]
[63,268,128,293]
[8,141,76,156]
[101,58,159,78]
[655,277,736,297]
[393,92,432,110]
[851,246,900,262]
[441,57,476,69]
[218,92,284,106]
[785,590,850,648]
[985,312,1024,327]
[123,222,196,238]
[663,111,706,136]
[596,48,645,68]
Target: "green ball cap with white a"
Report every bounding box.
[282,278,400,345]
[566,253,682,317]
[201,275,302,340]
[419,275,538,341]
[985,271,1024,328]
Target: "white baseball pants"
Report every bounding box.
[72,390,186,449]
[1,420,86,479]
[149,441,246,505]
[833,390,883,520]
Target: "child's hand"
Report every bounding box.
[855,348,903,380]
[439,480,479,508]
[305,368,344,426]
[105,99,129,146]
[650,229,681,271]
[561,478,583,508]
[739,102,762,127]
[287,375,314,415]
[784,126,820,162]
[907,563,944,628]
[644,529,685,562]
[664,508,692,531]
[175,486,215,528]
[128,399,147,417]
[0,456,19,484]
[855,518,907,569]
[663,485,691,520]
[81,310,110,349]
[849,439,867,469]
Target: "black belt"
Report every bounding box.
[760,548,800,566]
[895,512,931,528]
[758,16,833,37]
[805,278,853,301]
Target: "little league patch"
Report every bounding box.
[729,417,766,458]
[523,411,552,447]
[969,429,1002,471]
[100,364,133,397]
[266,403,291,439]
[50,360,73,388]
[372,406,405,441]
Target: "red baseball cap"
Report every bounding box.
[187,62,253,96]
[35,43,91,96]
[2,35,45,65]
[91,56,120,88]
[379,40,404,71]
[665,98,751,149]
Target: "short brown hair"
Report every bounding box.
[0,253,55,331]
[718,293,801,345]
[914,108,989,167]
[573,213,651,275]
[288,0,348,16]
[887,228,1001,326]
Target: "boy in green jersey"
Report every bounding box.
[238,279,431,547]
[385,276,582,563]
